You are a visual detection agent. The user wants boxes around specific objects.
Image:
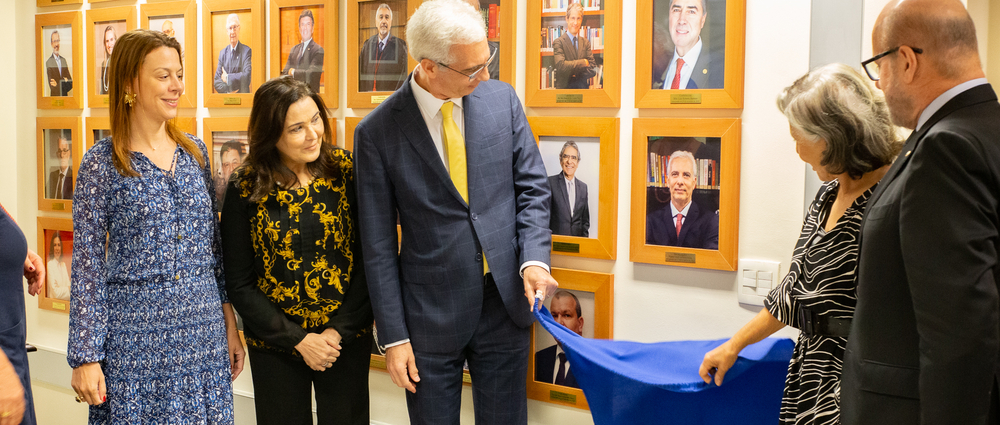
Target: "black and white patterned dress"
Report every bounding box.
[764,179,875,425]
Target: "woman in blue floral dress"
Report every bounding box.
[68,29,244,424]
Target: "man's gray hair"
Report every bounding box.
[565,3,583,19]
[667,150,697,179]
[407,0,486,65]
[559,140,580,162]
[376,3,392,18]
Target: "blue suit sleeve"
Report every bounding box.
[508,85,552,266]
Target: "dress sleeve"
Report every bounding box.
[67,150,110,368]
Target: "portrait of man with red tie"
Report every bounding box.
[645,150,719,250]
[654,0,725,90]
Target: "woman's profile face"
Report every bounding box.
[133,46,183,125]
[51,236,62,260]
[275,96,324,169]
[105,28,116,57]
[790,125,833,182]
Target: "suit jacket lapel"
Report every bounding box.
[678,202,698,244]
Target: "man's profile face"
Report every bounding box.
[431,39,491,99]
[220,148,242,179]
[51,31,61,55]
[566,8,583,36]
[560,146,579,179]
[668,0,706,56]
[299,15,314,41]
[870,31,917,129]
[376,7,392,38]
[57,137,71,170]
[668,156,696,208]
[226,15,241,46]
[551,295,584,336]
[161,21,175,38]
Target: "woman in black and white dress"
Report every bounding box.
[698,63,901,424]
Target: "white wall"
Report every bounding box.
[8,0,817,424]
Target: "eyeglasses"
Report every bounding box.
[560,154,579,161]
[437,45,497,82]
[861,46,923,81]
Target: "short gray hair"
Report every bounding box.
[376,3,392,18]
[565,3,583,19]
[559,141,580,162]
[667,150,697,179]
[407,0,486,64]
[777,63,900,179]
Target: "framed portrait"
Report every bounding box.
[141,0,199,109]
[528,267,613,409]
[37,217,74,314]
[346,0,420,109]
[634,0,745,109]
[37,0,83,7]
[36,117,82,213]
[203,117,249,211]
[525,0,621,108]
[630,118,740,270]
[270,0,339,108]
[36,11,83,109]
[203,0,264,108]
[87,6,136,109]
[528,117,618,260]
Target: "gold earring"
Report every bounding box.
[124,92,136,107]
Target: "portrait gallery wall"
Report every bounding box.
[32,0,745,410]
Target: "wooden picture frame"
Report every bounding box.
[37,217,74,314]
[344,116,361,151]
[203,117,250,210]
[37,117,82,213]
[141,0,199,109]
[634,0,745,109]
[270,0,339,108]
[36,11,83,110]
[203,0,264,108]
[528,267,613,409]
[630,118,740,271]
[346,0,420,109]
[37,0,83,7]
[525,0,621,108]
[89,0,122,3]
[527,117,618,260]
[87,6,137,109]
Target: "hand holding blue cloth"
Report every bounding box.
[533,303,793,424]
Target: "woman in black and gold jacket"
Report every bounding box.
[221,77,373,425]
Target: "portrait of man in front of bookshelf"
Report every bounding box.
[538,0,605,90]
[644,136,721,251]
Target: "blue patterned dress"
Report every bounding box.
[69,136,234,424]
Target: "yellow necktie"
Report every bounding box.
[441,101,488,274]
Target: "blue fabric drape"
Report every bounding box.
[534,304,793,424]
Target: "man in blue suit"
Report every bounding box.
[355,1,559,424]
[213,13,252,93]
[534,291,584,388]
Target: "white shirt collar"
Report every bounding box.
[670,201,692,218]
[661,38,703,89]
[915,78,988,131]
[378,33,389,45]
[410,65,464,123]
[302,38,312,48]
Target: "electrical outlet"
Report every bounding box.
[736,259,781,307]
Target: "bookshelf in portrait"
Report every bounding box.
[346,0,422,109]
[37,217,74,314]
[203,0,265,108]
[468,0,516,85]
[36,11,83,110]
[527,116,618,260]
[269,0,339,109]
[527,267,613,409]
[525,0,621,108]
[630,118,740,271]
[141,0,199,109]
[37,117,82,214]
[87,5,137,109]
[634,0,745,109]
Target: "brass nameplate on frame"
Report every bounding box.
[670,93,703,104]
[371,95,389,104]
[665,252,696,263]
[52,302,67,311]
[552,242,580,253]
[103,98,109,105]
[556,94,583,104]
[223,97,242,105]
[52,203,65,211]
[549,390,577,404]
[51,99,64,107]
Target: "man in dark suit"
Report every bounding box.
[534,291,583,388]
[658,0,723,90]
[646,150,717,249]
[213,13,252,94]
[359,4,409,92]
[840,1,1000,424]
[548,141,589,237]
[355,1,558,423]
[48,136,72,200]
[280,9,324,93]
[45,30,72,97]
[552,3,595,89]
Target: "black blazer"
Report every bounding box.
[534,344,579,388]
[841,84,1000,425]
[645,201,718,249]
[547,173,589,237]
[281,40,324,93]
[48,167,72,200]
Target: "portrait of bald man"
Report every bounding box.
[213,13,252,93]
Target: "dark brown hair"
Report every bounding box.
[240,76,341,202]
[108,29,203,177]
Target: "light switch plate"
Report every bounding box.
[736,259,781,307]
